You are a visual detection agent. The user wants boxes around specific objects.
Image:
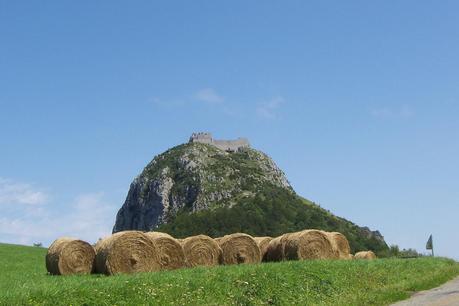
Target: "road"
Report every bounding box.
[392,277,459,306]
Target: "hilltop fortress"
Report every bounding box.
[189,132,250,152]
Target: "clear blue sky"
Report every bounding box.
[1,1,458,259]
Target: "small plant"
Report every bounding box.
[399,248,423,258]
[381,244,423,258]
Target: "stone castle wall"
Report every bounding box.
[189,132,250,152]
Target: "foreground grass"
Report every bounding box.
[0,243,458,305]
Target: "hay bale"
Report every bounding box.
[144,232,186,270]
[264,235,287,262]
[147,232,174,239]
[46,237,95,275]
[95,231,161,275]
[217,233,261,265]
[326,232,351,259]
[253,237,273,259]
[181,235,223,267]
[283,230,335,260]
[354,251,377,260]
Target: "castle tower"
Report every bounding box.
[189,132,213,144]
[189,132,250,152]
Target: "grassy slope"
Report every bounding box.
[1,243,459,305]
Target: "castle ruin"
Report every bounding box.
[189,132,250,152]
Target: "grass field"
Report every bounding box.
[1,243,458,305]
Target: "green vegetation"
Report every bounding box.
[384,245,426,258]
[159,184,388,256]
[1,243,458,305]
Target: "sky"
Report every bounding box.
[0,1,458,259]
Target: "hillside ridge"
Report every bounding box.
[113,134,387,254]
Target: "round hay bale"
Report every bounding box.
[147,232,174,239]
[354,251,377,260]
[46,237,95,275]
[95,231,161,275]
[264,235,286,262]
[253,237,273,259]
[283,230,335,260]
[181,235,223,267]
[326,232,351,259]
[217,233,261,265]
[144,232,186,270]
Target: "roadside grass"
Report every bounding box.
[1,243,458,305]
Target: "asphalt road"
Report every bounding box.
[392,277,459,306]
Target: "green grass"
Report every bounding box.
[1,243,458,305]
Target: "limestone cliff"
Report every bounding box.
[113,142,292,233]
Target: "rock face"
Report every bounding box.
[113,141,292,233]
[359,227,386,244]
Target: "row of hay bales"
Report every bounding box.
[46,230,376,276]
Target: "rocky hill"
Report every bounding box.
[113,136,388,255]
